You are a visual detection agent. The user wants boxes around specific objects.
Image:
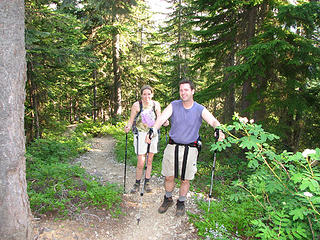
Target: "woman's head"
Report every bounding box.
[140,85,153,95]
[140,85,153,102]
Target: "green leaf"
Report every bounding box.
[289,208,305,221]
[291,172,304,184]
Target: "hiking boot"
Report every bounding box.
[144,181,152,193]
[130,183,140,194]
[158,196,173,214]
[176,200,185,216]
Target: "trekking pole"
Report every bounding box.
[208,128,220,212]
[137,142,150,225]
[123,133,128,193]
[165,127,168,145]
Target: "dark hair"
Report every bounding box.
[140,85,153,95]
[179,79,195,90]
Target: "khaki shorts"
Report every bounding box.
[133,131,158,155]
[161,144,198,180]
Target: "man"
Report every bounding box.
[146,79,225,216]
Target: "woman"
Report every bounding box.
[124,85,162,193]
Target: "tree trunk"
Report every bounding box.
[111,10,122,118]
[223,51,236,123]
[0,1,32,239]
[254,74,268,122]
[177,0,182,79]
[93,70,97,122]
[27,62,40,139]
[240,5,257,117]
[253,2,269,122]
[112,25,122,117]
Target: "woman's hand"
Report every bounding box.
[124,125,131,133]
[145,134,151,144]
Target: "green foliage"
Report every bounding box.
[201,113,320,239]
[74,119,121,137]
[190,187,261,239]
[26,124,122,218]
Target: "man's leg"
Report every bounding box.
[179,179,190,197]
[176,179,190,216]
[165,176,175,192]
[158,176,175,213]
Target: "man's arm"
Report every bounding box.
[153,103,173,130]
[202,108,225,141]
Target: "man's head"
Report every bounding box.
[179,79,195,103]
[179,79,195,90]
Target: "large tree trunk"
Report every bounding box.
[0,1,32,239]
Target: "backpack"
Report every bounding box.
[132,100,156,134]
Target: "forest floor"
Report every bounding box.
[32,135,201,240]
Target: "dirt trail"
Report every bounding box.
[33,136,200,240]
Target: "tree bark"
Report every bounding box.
[0,1,32,239]
[177,0,182,79]
[112,22,122,117]
[223,51,236,123]
[27,62,40,139]
[240,5,257,117]
[93,70,97,122]
[254,74,268,122]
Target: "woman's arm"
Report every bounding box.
[124,101,139,133]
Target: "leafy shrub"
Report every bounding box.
[198,113,320,239]
[26,124,122,218]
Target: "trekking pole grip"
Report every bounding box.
[148,127,154,140]
[214,128,220,142]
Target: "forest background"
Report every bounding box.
[1,0,319,239]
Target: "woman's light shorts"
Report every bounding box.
[161,144,198,180]
[133,131,158,155]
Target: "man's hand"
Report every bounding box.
[163,120,169,127]
[218,130,225,142]
[214,128,225,142]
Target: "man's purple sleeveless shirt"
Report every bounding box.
[169,100,204,144]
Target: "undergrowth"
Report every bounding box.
[191,114,320,239]
[26,120,123,218]
[29,118,320,239]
